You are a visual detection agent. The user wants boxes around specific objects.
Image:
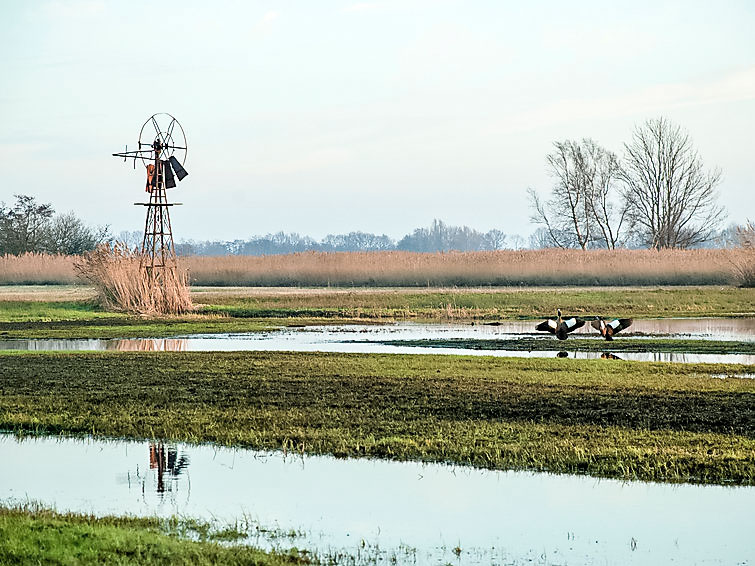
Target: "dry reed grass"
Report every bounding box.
[1,248,746,288]
[0,253,79,285]
[73,244,193,314]
[183,248,740,287]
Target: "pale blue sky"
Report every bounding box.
[1,0,754,241]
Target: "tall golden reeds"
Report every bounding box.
[0,252,78,284]
[74,243,193,314]
[182,248,739,287]
[1,248,748,288]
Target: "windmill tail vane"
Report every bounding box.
[112,113,189,283]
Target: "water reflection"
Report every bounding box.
[149,443,190,494]
[601,352,623,360]
[114,339,188,352]
[1,433,754,566]
[1,321,754,364]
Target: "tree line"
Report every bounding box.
[171,219,510,256]
[0,197,516,256]
[528,117,725,250]
[0,195,109,255]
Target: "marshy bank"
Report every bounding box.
[1,351,754,485]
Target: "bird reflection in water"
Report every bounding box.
[149,443,190,494]
[600,352,623,360]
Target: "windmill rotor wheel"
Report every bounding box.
[137,113,187,168]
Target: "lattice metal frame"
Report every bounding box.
[113,113,188,285]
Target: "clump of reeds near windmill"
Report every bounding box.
[74,242,193,314]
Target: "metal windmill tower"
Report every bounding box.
[112,113,189,285]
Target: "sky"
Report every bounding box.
[1,0,754,242]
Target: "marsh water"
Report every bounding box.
[1,318,754,363]
[1,433,753,566]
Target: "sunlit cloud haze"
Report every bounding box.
[1,0,754,241]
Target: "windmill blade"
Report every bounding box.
[169,155,188,181]
[162,160,176,188]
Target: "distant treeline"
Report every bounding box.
[171,220,511,256]
[170,223,740,257]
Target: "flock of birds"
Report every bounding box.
[536,309,632,341]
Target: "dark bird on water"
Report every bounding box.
[535,309,586,340]
[591,317,633,341]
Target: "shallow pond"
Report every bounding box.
[1,434,753,565]
[1,319,754,363]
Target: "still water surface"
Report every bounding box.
[1,319,753,363]
[1,433,753,565]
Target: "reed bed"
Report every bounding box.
[184,249,742,287]
[0,252,78,285]
[74,244,193,315]
[1,248,748,287]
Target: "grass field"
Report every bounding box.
[2,248,751,286]
[196,285,755,320]
[0,504,309,566]
[1,351,753,485]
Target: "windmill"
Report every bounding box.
[112,113,189,286]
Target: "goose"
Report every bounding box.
[591,317,632,341]
[535,309,586,340]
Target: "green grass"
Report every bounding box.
[0,300,124,323]
[365,337,755,354]
[1,351,753,485]
[0,504,310,566]
[197,287,755,319]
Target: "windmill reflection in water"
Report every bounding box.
[149,443,190,494]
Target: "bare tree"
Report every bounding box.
[528,227,554,249]
[582,140,628,249]
[44,211,110,255]
[509,234,526,250]
[529,139,627,249]
[116,230,143,251]
[622,117,724,249]
[482,228,507,250]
